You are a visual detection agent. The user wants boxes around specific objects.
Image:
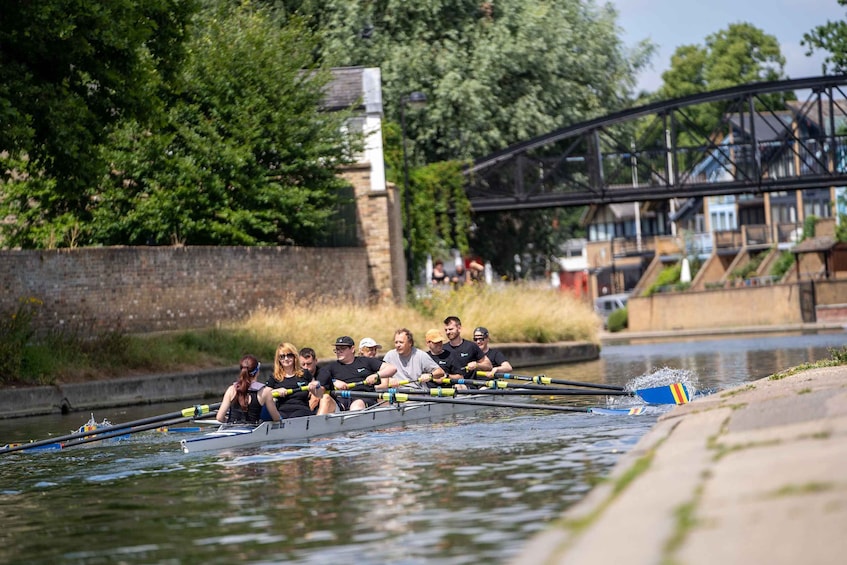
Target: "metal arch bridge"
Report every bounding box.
[464,76,847,212]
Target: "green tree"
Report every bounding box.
[802,0,847,73]
[0,0,198,224]
[3,1,356,247]
[279,0,650,278]
[658,23,789,138]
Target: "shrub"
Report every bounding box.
[606,307,628,332]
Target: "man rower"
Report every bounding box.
[308,336,397,414]
[381,328,444,391]
[472,326,513,378]
[424,329,467,389]
[443,316,491,385]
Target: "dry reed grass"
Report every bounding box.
[236,284,599,359]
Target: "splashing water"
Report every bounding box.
[627,366,700,396]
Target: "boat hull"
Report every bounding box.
[180,398,487,453]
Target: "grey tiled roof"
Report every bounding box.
[324,67,365,111]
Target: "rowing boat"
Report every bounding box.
[180,396,493,454]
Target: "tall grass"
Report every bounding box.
[2,285,599,385]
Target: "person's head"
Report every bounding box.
[443,316,462,342]
[393,328,414,355]
[434,260,444,270]
[299,347,317,375]
[425,328,446,354]
[274,342,302,380]
[332,336,356,363]
[359,337,382,358]
[236,354,260,410]
[455,263,466,274]
[472,327,490,351]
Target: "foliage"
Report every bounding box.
[803,215,820,239]
[770,250,796,280]
[656,23,791,146]
[606,306,628,333]
[1,286,598,384]
[802,0,847,74]
[837,214,847,243]
[0,0,198,235]
[644,263,682,296]
[729,251,766,281]
[276,0,650,278]
[0,298,41,384]
[1,1,357,247]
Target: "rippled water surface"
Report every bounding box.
[0,331,844,564]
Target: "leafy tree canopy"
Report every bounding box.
[0,0,198,199]
[802,0,847,73]
[1,1,357,247]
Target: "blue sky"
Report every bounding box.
[607,0,846,92]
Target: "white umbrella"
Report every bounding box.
[680,258,692,283]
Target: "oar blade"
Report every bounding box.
[588,406,647,416]
[637,382,691,405]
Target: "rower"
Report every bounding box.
[443,316,492,387]
[381,329,444,391]
[308,336,397,414]
[216,355,280,424]
[472,327,513,378]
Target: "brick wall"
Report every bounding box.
[0,246,370,333]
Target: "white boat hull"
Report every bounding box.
[180,398,487,453]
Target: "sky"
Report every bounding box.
[607,0,846,92]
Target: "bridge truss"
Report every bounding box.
[464,76,847,212]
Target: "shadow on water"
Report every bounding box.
[0,330,844,564]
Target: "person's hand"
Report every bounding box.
[335,380,348,390]
[279,388,289,397]
[364,373,379,386]
[467,361,478,372]
[419,372,432,383]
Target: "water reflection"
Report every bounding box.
[0,331,844,564]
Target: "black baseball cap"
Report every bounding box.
[333,336,355,347]
[473,327,489,337]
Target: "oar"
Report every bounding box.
[60,416,198,449]
[332,390,594,413]
[437,377,575,391]
[399,386,634,397]
[0,403,221,455]
[476,371,626,391]
[414,381,691,405]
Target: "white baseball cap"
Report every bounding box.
[359,337,382,349]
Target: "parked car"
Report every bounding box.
[594,293,629,327]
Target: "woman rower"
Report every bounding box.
[266,342,315,418]
[216,354,280,424]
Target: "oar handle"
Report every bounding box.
[272,386,310,397]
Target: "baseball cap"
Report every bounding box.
[425,329,446,343]
[333,336,355,347]
[359,337,382,349]
[473,327,489,337]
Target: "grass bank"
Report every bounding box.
[2,284,599,386]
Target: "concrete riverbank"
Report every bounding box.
[514,363,847,564]
[0,341,600,419]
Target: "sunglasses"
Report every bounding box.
[333,346,351,352]
[278,353,295,360]
[473,336,487,341]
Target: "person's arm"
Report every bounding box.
[375,359,398,388]
[260,388,281,422]
[467,354,492,373]
[216,386,233,422]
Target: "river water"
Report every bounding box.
[0,331,844,564]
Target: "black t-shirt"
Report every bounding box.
[317,356,383,392]
[485,348,508,371]
[443,339,486,378]
[266,369,314,418]
[428,349,464,379]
